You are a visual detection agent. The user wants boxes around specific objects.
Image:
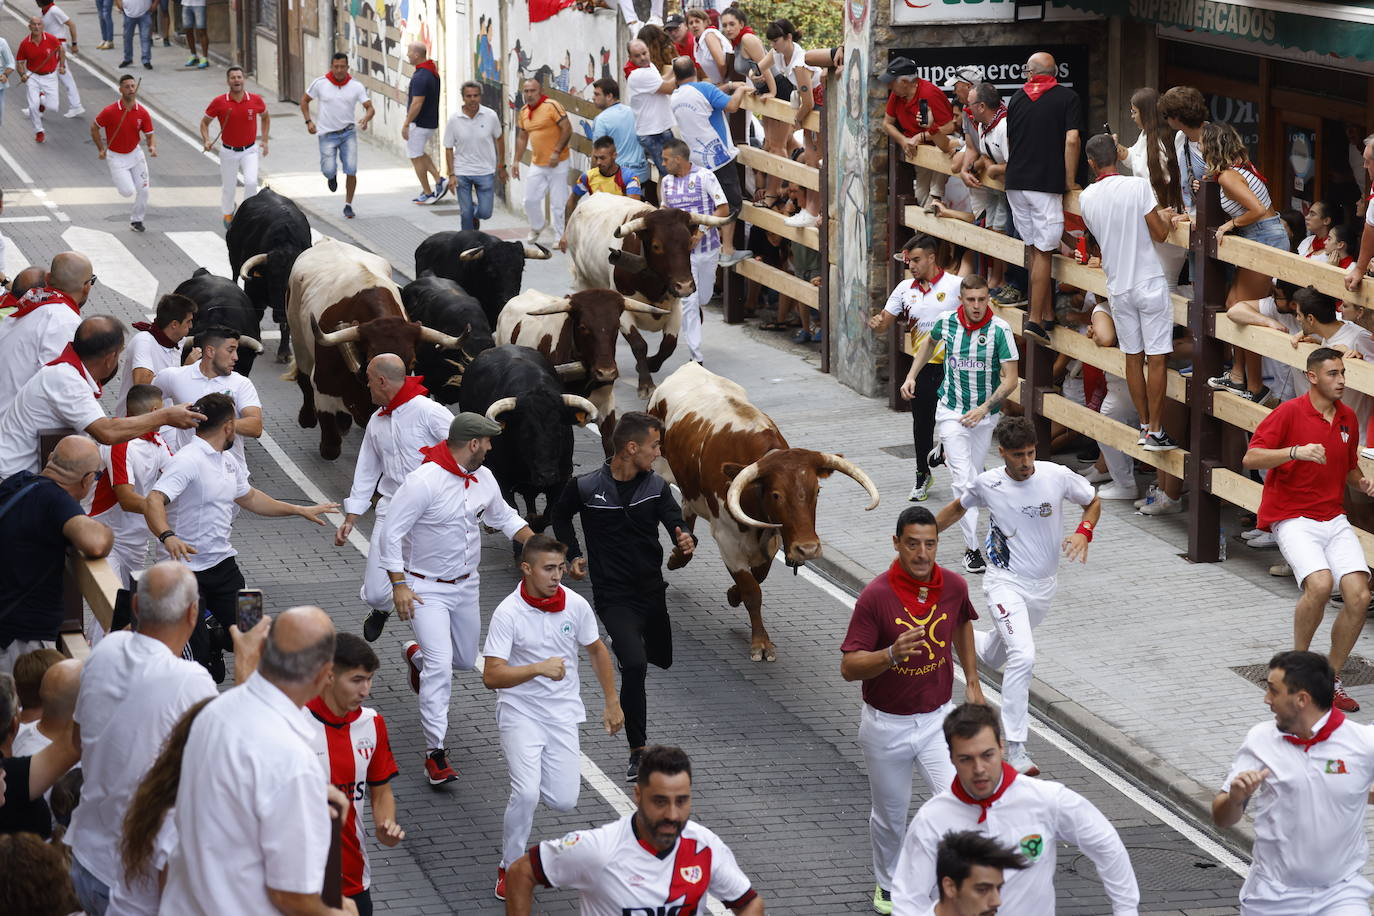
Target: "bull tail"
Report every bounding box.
[280,358,298,382]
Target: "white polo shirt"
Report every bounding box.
[627,65,674,136]
[342,394,453,517]
[483,584,601,724]
[883,271,962,362]
[305,75,368,133]
[69,631,217,900]
[115,329,180,417]
[90,432,174,548]
[960,461,1096,580]
[150,436,250,571]
[40,4,71,42]
[1223,711,1374,893]
[0,296,82,415]
[152,362,261,467]
[377,460,526,580]
[160,673,331,916]
[443,105,502,176]
[0,361,106,478]
[1078,174,1166,297]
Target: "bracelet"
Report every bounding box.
[157,530,176,543]
[1290,445,1298,461]
[887,645,897,668]
[1074,521,1094,542]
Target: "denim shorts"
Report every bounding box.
[1233,214,1288,250]
[318,125,358,177]
[182,4,207,28]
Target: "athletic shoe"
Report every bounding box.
[1269,562,1291,577]
[1334,678,1360,713]
[1240,528,1264,540]
[185,56,200,67]
[1078,466,1110,484]
[1241,385,1271,404]
[425,748,459,785]
[362,608,389,642]
[1246,530,1278,549]
[412,192,433,204]
[403,640,422,693]
[872,884,893,915]
[1143,430,1179,451]
[34,131,44,143]
[1134,484,1160,509]
[495,867,507,901]
[625,749,642,784]
[1096,481,1139,500]
[1139,492,1183,516]
[1022,320,1051,343]
[927,441,945,469]
[343,204,354,219]
[1006,741,1041,777]
[962,548,986,574]
[222,215,232,229]
[63,107,85,118]
[162,37,171,47]
[429,176,449,202]
[783,209,820,228]
[1136,424,1148,447]
[206,649,226,684]
[197,60,209,70]
[118,59,133,67]
[1207,374,1246,394]
[718,249,752,267]
[908,471,932,502]
[97,40,113,49]
[327,176,338,193]
[143,62,153,70]
[130,221,145,233]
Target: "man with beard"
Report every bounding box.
[153,325,262,469]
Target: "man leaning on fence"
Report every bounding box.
[879,57,954,208]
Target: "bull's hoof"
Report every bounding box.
[666,549,692,571]
[336,411,353,435]
[275,343,292,364]
[726,585,741,607]
[749,644,778,663]
[299,408,317,429]
[320,442,341,461]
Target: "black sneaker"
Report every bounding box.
[1022,320,1051,343]
[1242,385,1271,404]
[1142,430,1179,452]
[625,749,642,784]
[143,62,152,70]
[130,221,145,233]
[962,548,987,574]
[1207,373,1246,394]
[927,441,945,469]
[362,608,390,642]
[327,176,338,193]
[206,650,226,684]
[118,59,132,67]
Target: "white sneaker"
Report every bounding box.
[20,108,29,116]
[1361,447,1374,461]
[63,106,85,118]
[1239,528,1264,541]
[525,228,543,243]
[1134,484,1159,509]
[1269,562,1291,577]
[1246,530,1278,549]
[783,209,820,228]
[1096,481,1139,500]
[1139,493,1183,516]
[1005,741,1040,776]
[1078,466,1110,483]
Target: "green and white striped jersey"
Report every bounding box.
[928,311,1018,414]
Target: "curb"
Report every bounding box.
[808,550,1257,860]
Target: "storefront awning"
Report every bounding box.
[1058,0,1374,63]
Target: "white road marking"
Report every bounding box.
[0,143,70,224]
[0,215,53,223]
[165,231,234,279]
[2,234,28,280]
[62,226,159,308]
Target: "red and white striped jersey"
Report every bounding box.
[531,813,757,916]
[90,432,174,539]
[306,698,399,896]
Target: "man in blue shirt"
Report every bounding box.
[590,78,648,191]
[402,41,447,205]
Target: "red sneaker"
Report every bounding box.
[494,867,507,901]
[1334,678,1361,713]
[403,640,422,694]
[425,748,458,786]
[34,131,44,143]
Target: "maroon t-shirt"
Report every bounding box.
[841,567,977,715]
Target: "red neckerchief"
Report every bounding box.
[46,342,101,397]
[132,320,177,349]
[1093,168,1124,183]
[1283,709,1344,752]
[1307,234,1328,256]
[419,442,479,488]
[957,304,993,332]
[622,59,636,79]
[1337,255,1354,269]
[730,25,755,47]
[414,59,439,78]
[0,292,19,311]
[326,70,352,87]
[306,695,362,726]
[1237,161,1268,184]
[520,581,567,613]
[8,287,80,320]
[1021,74,1058,102]
[887,558,943,618]
[526,94,550,115]
[913,269,945,295]
[378,376,429,416]
[952,763,1019,823]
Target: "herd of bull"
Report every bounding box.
[197,187,880,661]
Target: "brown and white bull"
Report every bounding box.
[286,237,464,459]
[564,193,731,396]
[648,362,880,661]
[496,288,668,454]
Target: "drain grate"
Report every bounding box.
[1065,846,1226,891]
[1232,654,1374,688]
[880,444,916,459]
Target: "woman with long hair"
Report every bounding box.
[1121,87,1186,290]
[685,8,729,87]
[719,7,778,203]
[636,23,676,72]
[761,18,822,227]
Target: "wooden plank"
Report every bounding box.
[1045,328,1190,404]
[1209,468,1262,512]
[735,256,819,307]
[547,87,599,121]
[1051,255,1107,298]
[902,206,1026,264]
[1213,318,1374,399]
[735,145,820,191]
[1041,394,1187,477]
[71,555,118,633]
[992,303,1024,333]
[741,202,819,251]
[1210,390,1269,434]
[1219,234,1374,310]
[60,632,89,661]
[740,94,820,133]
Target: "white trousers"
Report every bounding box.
[858,701,954,891]
[1099,375,1138,489]
[107,148,150,223]
[497,705,580,867]
[1240,871,1373,916]
[359,504,392,612]
[678,249,718,362]
[58,66,81,111]
[935,402,996,551]
[616,0,663,24]
[975,569,1057,744]
[408,575,482,750]
[219,146,260,217]
[25,72,57,132]
[523,160,570,237]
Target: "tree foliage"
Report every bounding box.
[737,0,842,51]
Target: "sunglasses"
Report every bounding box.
[86,275,99,287]
[84,469,105,483]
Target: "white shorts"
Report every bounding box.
[1273,515,1369,588]
[1007,189,1064,253]
[405,124,435,159]
[1110,276,1173,356]
[1240,870,1373,916]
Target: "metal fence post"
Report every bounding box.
[1187,178,1226,563]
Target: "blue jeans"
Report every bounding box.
[637,129,674,180]
[71,856,111,916]
[1234,214,1289,250]
[123,12,152,63]
[96,0,115,41]
[455,173,495,230]
[318,125,358,179]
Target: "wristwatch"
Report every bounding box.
[157,530,176,542]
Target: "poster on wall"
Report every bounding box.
[1285,125,1317,213]
[887,44,1091,119]
[891,0,1094,26]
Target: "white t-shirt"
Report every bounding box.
[305,75,368,133]
[11,720,51,756]
[41,4,71,41]
[960,461,1096,580]
[443,105,502,176]
[151,436,251,572]
[536,814,756,915]
[0,362,106,478]
[116,329,180,416]
[0,298,83,416]
[1257,297,1300,403]
[152,362,261,467]
[1078,174,1165,296]
[627,65,675,136]
[769,42,820,85]
[695,28,729,85]
[669,82,736,169]
[980,116,1008,166]
[482,584,601,724]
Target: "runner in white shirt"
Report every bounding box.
[301,54,374,219]
[444,82,504,231]
[504,745,765,915]
[337,354,453,643]
[892,703,1139,916]
[934,417,1100,777]
[379,411,533,786]
[1213,650,1374,915]
[0,252,93,413]
[483,534,623,901]
[37,0,81,116]
[114,292,196,416]
[153,325,262,468]
[918,830,1028,916]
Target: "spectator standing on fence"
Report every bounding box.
[444,81,504,232]
[626,39,676,193]
[962,81,1018,304]
[1214,651,1374,914]
[1243,347,1373,714]
[1118,88,1187,290]
[559,136,643,251]
[616,0,662,35]
[402,42,446,205]
[1298,200,1336,261]
[591,78,649,194]
[685,8,729,87]
[879,57,955,208]
[302,54,375,221]
[1158,86,1208,214]
[762,19,822,229]
[1006,51,1081,344]
[512,77,571,246]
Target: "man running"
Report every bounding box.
[91,74,156,233]
[15,16,63,142]
[36,0,80,116]
[934,416,1100,777]
[503,746,765,915]
[201,66,269,229]
[925,831,1028,916]
[301,53,374,220]
[658,138,734,365]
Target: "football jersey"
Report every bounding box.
[482,584,601,724]
[882,272,961,362]
[90,432,175,545]
[533,814,757,916]
[928,311,1018,415]
[306,699,399,896]
[960,461,1095,580]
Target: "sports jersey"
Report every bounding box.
[482,583,601,724]
[882,272,961,362]
[95,101,154,156]
[532,814,758,916]
[572,165,642,199]
[204,92,267,147]
[660,166,728,255]
[928,310,1018,415]
[90,432,174,545]
[960,462,1095,579]
[306,699,398,896]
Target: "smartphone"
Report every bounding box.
[919,98,931,128]
[1102,121,1113,137]
[236,589,264,632]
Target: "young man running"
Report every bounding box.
[923,831,1028,916]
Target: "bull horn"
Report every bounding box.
[419,324,468,349]
[689,211,734,228]
[608,248,649,273]
[561,394,598,422]
[237,334,264,353]
[523,242,552,260]
[458,246,486,262]
[613,217,649,239]
[484,396,518,422]
[311,315,361,348]
[623,300,670,316]
[238,253,269,280]
[528,298,573,317]
[725,460,781,530]
[821,453,881,511]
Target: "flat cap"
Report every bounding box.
[449,411,503,440]
[878,57,919,85]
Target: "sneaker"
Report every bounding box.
[97,40,113,49]
[1076,443,1101,463]
[222,214,232,229]
[403,640,422,693]
[1097,481,1139,500]
[21,107,28,116]
[425,748,459,785]
[927,441,945,469]
[1134,483,1160,509]
[130,221,145,233]
[1241,385,1271,404]
[525,228,544,243]
[962,548,986,574]
[1022,320,1051,343]
[872,884,893,915]
[791,328,813,344]
[362,608,390,642]
[495,867,507,901]
[429,176,449,202]
[1006,741,1041,777]
[197,59,209,69]
[1246,530,1278,549]
[34,131,44,143]
[718,249,752,267]
[1334,678,1360,713]
[1240,528,1264,540]
[1207,373,1246,394]
[1269,562,1291,577]
[1078,466,1111,484]
[143,62,153,70]
[184,56,200,67]
[1139,492,1183,516]
[413,191,434,204]
[1143,430,1179,451]
[327,176,338,193]
[162,37,172,47]
[205,649,226,684]
[118,59,132,67]
[908,471,932,502]
[343,203,354,219]
[625,749,642,784]
[1137,424,1149,447]
[783,208,820,228]
[63,106,85,118]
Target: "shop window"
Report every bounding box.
[1161,41,1258,83]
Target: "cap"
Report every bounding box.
[664,13,685,27]
[878,57,918,85]
[449,411,504,440]
[943,66,983,90]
